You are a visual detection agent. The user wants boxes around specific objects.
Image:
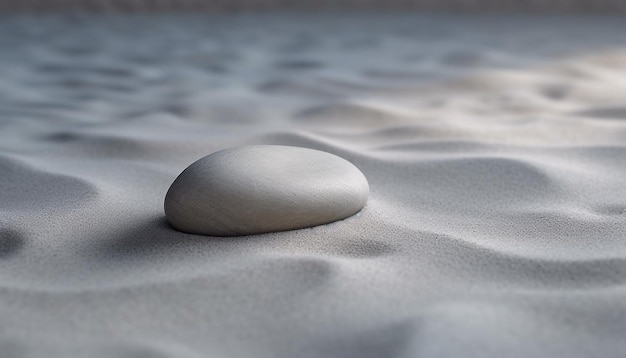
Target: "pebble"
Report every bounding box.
[164,145,369,236]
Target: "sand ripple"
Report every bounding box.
[0,155,98,212]
[1,12,626,358]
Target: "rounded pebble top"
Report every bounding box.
[164,145,369,236]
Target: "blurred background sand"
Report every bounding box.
[1,0,626,13]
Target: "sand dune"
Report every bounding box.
[1,12,626,358]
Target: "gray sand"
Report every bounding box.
[1,13,626,358]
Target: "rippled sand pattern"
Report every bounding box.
[1,13,626,358]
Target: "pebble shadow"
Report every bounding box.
[97,215,393,264]
[97,216,273,262]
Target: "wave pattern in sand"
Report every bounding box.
[1,13,626,358]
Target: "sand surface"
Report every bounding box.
[2,13,626,357]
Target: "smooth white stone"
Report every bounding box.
[164,145,369,236]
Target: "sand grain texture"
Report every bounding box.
[1,13,626,358]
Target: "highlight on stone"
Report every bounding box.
[164,145,369,236]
